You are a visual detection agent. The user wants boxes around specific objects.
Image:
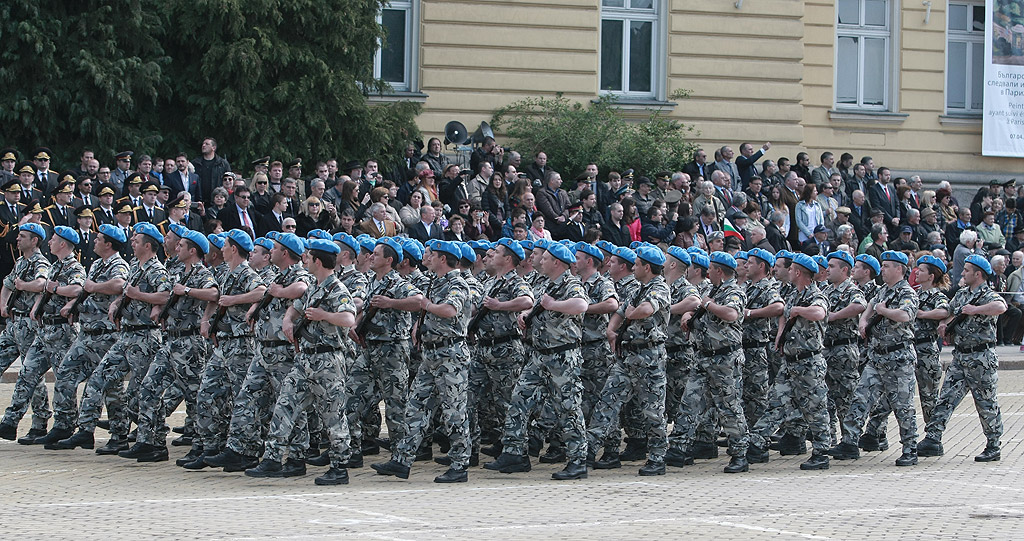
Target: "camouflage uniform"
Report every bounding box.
[77,256,167,438]
[1,254,84,428]
[346,270,420,452]
[822,278,866,443]
[741,276,782,427]
[671,277,749,457]
[405,267,434,379]
[587,275,671,462]
[224,262,314,458]
[263,274,356,467]
[609,273,646,448]
[866,286,949,436]
[578,270,618,421]
[840,279,919,454]
[394,269,472,467]
[0,251,50,430]
[51,254,129,432]
[469,270,533,452]
[195,261,263,452]
[665,275,699,420]
[135,261,216,447]
[923,283,1004,448]
[501,270,588,461]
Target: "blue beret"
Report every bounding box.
[254,237,274,252]
[855,254,880,276]
[629,241,642,250]
[691,253,710,269]
[667,246,691,266]
[686,246,707,257]
[168,223,188,239]
[574,241,603,262]
[469,240,492,253]
[520,240,535,251]
[98,224,126,244]
[424,239,442,252]
[357,235,376,253]
[776,250,794,260]
[636,245,666,266]
[459,242,476,263]
[534,238,552,252]
[276,232,305,256]
[308,238,340,254]
[134,222,163,245]
[827,250,854,268]
[400,237,424,262]
[560,239,574,247]
[792,253,818,274]
[376,237,404,264]
[207,233,225,250]
[434,241,462,261]
[614,247,636,264]
[596,240,616,255]
[225,228,253,253]
[548,242,576,266]
[880,250,909,266]
[497,238,525,261]
[747,248,775,268]
[19,223,46,240]
[710,251,737,270]
[965,254,994,277]
[266,231,280,241]
[734,250,749,260]
[813,254,828,270]
[332,232,358,255]
[182,230,210,255]
[916,254,947,274]
[307,229,331,241]
[53,225,79,246]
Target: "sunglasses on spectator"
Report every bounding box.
[284,224,296,229]
[256,181,267,185]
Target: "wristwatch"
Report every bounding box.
[184,287,192,296]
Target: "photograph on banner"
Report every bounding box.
[984,0,1024,157]
[993,0,1024,65]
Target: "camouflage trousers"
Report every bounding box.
[160,380,194,437]
[0,322,73,428]
[841,345,919,454]
[0,316,48,429]
[263,349,351,468]
[501,347,588,461]
[395,341,471,468]
[136,335,207,446]
[664,344,692,422]
[345,339,410,451]
[227,344,308,458]
[78,328,162,437]
[925,347,1002,447]
[671,348,749,456]
[866,341,942,438]
[469,338,525,452]
[587,344,668,461]
[195,335,255,451]
[749,358,808,449]
[741,344,771,429]
[774,352,831,453]
[580,341,613,423]
[824,342,861,444]
[51,330,118,431]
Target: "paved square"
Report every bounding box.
[2,358,1024,540]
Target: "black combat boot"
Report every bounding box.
[800,452,830,470]
[315,467,350,485]
[483,452,531,473]
[638,460,666,476]
[370,459,410,479]
[49,430,94,450]
[916,437,944,457]
[723,455,749,473]
[827,442,860,460]
[434,467,468,483]
[551,461,588,480]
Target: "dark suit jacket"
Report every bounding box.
[766,222,788,252]
[735,149,765,189]
[603,221,632,247]
[682,160,710,182]
[0,201,23,280]
[164,170,200,200]
[847,202,872,241]
[523,163,550,183]
[801,238,830,256]
[219,204,262,236]
[564,221,587,243]
[76,229,98,269]
[257,211,283,238]
[73,194,99,210]
[93,206,117,227]
[42,204,75,229]
[133,205,167,225]
[407,221,444,243]
[868,182,899,229]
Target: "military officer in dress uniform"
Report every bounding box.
[74,207,98,269]
[42,178,77,230]
[0,179,26,281]
[93,184,118,227]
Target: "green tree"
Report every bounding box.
[490,94,696,181]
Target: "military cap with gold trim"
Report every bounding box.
[140,180,160,194]
[97,183,116,197]
[25,200,44,214]
[2,179,20,193]
[74,206,95,219]
[114,202,135,214]
[287,158,302,169]
[55,179,76,194]
[32,147,52,161]
[167,194,188,209]
[251,156,270,168]
[125,172,144,185]
[59,170,79,185]
[656,171,672,182]
[114,150,134,162]
[15,161,35,176]
[0,148,17,162]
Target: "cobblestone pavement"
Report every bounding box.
[3,364,1024,540]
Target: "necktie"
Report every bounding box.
[884,185,890,202]
[242,210,251,230]
[148,207,153,220]
[59,206,66,221]
[379,221,385,234]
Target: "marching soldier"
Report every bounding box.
[247,238,358,486]
[123,229,215,463]
[741,248,784,428]
[372,240,474,482]
[661,248,699,464]
[853,254,880,307]
[918,254,1007,462]
[485,242,590,481]
[0,226,85,442]
[603,246,645,462]
[821,250,866,445]
[589,244,671,476]
[0,224,52,441]
[830,251,920,467]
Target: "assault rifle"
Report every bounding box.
[112,267,144,329]
[863,288,900,341]
[466,276,508,340]
[292,281,338,353]
[353,276,394,344]
[157,266,197,329]
[944,288,990,340]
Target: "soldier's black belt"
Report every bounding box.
[260,339,291,348]
[701,345,740,357]
[666,344,689,355]
[167,328,200,339]
[9,309,28,317]
[825,337,858,348]
[83,327,114,336]
[123,324,158,332]
[621,340,665,352]
[915,337,937,346]
[785,350,817,363]
[301,345,338,355]
[536,343,580,356]
[41,315,68,326]
[366,338,401,345]
[421,337,465,350]
[955,342,994,354]
[743,340,770,349]
[479,334,520,348]
[217,333,253,340]
[872,343,907,355]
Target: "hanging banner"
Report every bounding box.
[984,0,1024,157]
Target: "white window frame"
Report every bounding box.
[599,0,664,100]
[945,1,985,114]
[834,0,894,111]
[374,0,419,93]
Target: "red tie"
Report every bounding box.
[242,211,251,230]
[884,186,890,201]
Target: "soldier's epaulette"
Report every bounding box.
[43,204,55,210]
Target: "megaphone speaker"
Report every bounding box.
[444,121,469,146]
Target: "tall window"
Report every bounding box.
[600,0,659,98]
[947,2,985,113]
[835,0,891,110]
[375,0,417,92]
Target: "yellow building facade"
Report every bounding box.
[373,0,1018,181]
